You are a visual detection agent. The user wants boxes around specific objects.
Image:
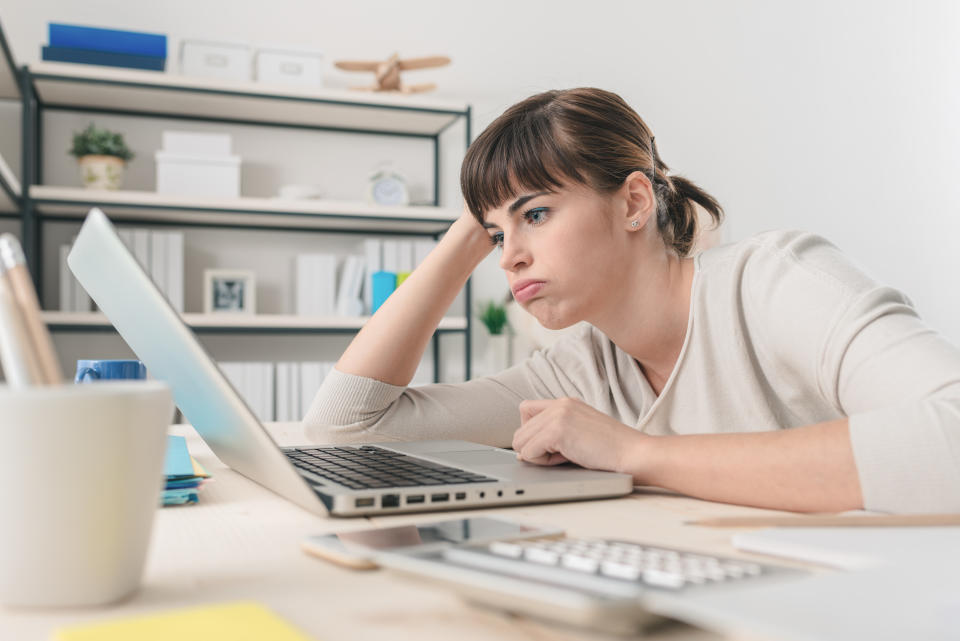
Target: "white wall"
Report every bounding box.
[2,0,959,363]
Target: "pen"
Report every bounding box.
[0,234,62,384]
[0,262,43,387]
[686,513,960,527]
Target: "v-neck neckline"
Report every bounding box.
[633,254,701,430]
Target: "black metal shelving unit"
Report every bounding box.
[0,21,474,382]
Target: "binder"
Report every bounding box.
[48,23,167,58]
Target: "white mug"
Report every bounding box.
[0,381,173,607]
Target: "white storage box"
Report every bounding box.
[162,131,232,156]
[155,152,241,198]
[180,40,252,82]
[255,47,324,87]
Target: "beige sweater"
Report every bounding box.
[304,230,960,514]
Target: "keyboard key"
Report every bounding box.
[524,547,560,565]
[489,541,524,558]
[600,561,642,581]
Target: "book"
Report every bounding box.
[275,362,290,421]
[166,231,184,312]
[41,46,166,72]
[150,230,168,300]
[296,254,336,316]
[382,240,401,273]
[362,239,382,314]
[299,362,322,418]
[49,23,167,58]
[132,229,150,272]
[54,601,313,641]
[59,245,72,311]
[335,255,364,317]
[290,361,302,420]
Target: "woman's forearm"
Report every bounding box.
[627,418,864,513]
[336,210,493,386]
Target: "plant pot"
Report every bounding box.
[484,333,514,375]
[78,155,126,190]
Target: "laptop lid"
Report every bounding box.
[68,208,325,515]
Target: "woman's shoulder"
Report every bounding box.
[698,229,878,295]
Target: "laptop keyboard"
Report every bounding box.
[286,445,499,490]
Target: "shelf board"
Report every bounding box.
[43,311,468,333]
[28,62,468,135]
[31,186,458,234]
[0,18,18,101]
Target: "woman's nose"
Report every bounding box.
[498,235,530,271]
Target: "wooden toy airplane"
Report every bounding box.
[333,53,451,93]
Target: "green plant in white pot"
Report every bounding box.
[477,299,513,375]
[69,123,135,190]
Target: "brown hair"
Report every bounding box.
[460,88,723,256]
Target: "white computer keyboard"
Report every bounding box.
[380,536,801,635]
[443,537,771,597]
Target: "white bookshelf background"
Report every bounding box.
[9,58,473,387]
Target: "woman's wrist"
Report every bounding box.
[616,431,659,483]
[448,208,494,260]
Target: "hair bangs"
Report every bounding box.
[461,105,586,223]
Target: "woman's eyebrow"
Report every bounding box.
[482,191,552,229]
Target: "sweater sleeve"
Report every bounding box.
[749,231,960,513]
[301,324,610,447]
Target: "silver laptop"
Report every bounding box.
[68,208,633,517]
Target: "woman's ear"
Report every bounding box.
[621,170,656,232]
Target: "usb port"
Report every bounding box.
[515,489,525,495]
[431,493,449,502]
[406,495,425,504]
[455,492,466,500]
[382,494,400,508]
[354,497,375,508]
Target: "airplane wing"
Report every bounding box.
[334,60,382,71]
[397,56,451,70]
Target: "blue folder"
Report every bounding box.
[163,435,195,479]
[42,46,166,71]
[49,23,167,58]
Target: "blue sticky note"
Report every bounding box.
[163,435,194,479]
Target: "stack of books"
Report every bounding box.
[295,238,437,317]
[163,435,210,506]
[217,359,434,423]
[60,227,184,312]
[42,23,167,71]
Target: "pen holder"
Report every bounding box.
[0,381,173,607]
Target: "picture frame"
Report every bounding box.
[203,269,256,314]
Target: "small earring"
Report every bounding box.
[630,220,639,228]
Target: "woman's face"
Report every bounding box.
[482,181,631,330]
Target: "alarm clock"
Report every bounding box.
[366,166,410,206]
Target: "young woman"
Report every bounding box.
[305,88,960,514]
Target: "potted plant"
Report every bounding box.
[477,299,513,374]
[69,123,135,190]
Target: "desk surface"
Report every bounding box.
[0,423,810,641]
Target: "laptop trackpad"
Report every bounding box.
[437,450,518,468]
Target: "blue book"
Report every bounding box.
[49,23,166,58]
[42,46,165,72]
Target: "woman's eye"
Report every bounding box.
[489,208,548,249]
[524,207,549,224]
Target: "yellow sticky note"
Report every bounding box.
[55,602,315,641]
[190,456,210,478]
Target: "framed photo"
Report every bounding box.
[203,269,256,314]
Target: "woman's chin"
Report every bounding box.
[528,305,577,331]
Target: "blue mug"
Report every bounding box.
[75,359,147,383]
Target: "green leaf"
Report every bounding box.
[69,123,135,161]
[476,299,509,335]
